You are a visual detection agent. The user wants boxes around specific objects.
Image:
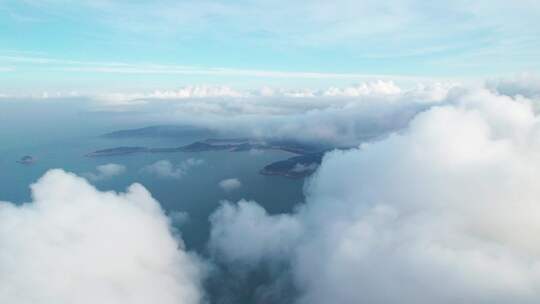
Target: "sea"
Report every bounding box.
[0,99,305,252]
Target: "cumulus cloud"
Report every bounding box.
[96,85,246,104]
[488,73,540,99]
[0,169,204,304]
[143,158,204,179]
[83,163,126,181]
[209,200,302,266]
[218,178,242,192]
[150,85,244,99]
[85,81,455,146]
[322,80,402,97]
[209,81,540,303]
[1,81,455,148]
[91,81,404,105]
[1,80,456,146]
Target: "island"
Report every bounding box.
[88,138,324,157]
[260,152,324,178]
[103,125,215,139]
[17,155,37,165]
[85,146,149,157]
[87,126,344,178]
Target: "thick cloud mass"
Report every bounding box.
[209,85,540,303]
[0,170,204,304]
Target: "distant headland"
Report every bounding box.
[87,126,338,178]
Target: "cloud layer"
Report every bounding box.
[209,80,540,303]
[0,169,205,304]
[73,81,453,147]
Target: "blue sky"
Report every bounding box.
[0,0,539,93]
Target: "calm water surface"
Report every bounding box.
[0,100,305,251]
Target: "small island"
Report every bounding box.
[260,153,324,178]
[17,155,37,165]
[85,146,149,157]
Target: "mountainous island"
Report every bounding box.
[103,125,216,139]
[87,125,334,178]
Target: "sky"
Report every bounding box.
[1,0,540,93]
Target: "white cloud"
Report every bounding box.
[218,178,242,192]
[0,169,204,304]
[488,73,540,99]
[291,163,319,173]
[143,159,204,179]
[322,80,402,97]
[96,81,448,102]
[0,80,453,148]
[209,81,540,303]
[93,85,246,105]
[83,163,126,181]
[150,85,244,98]
[209,200,302,266]
[85,81,453,146]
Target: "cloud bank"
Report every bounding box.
[76,81,454,147]
[0,169,205,304]
[209,80,540,303]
